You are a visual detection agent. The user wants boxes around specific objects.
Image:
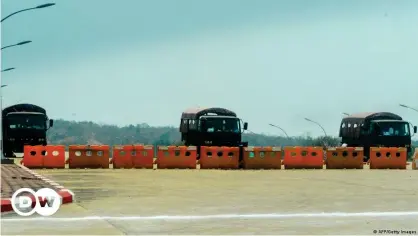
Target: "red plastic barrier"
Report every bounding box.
[369,147,407,169]
[22,145,66,169]
[112,144,154,169]
[242,146,282,169]
[283,146,324,169]
[23,145,45,168]
[43,145,66,168]
[68,145,110,169]
[132,145,154,169]
[326,147,364,169]
[199,146,239,169]
[156,146,197,169]
[112,145,134,168]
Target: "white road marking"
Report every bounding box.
[2,211,418,222]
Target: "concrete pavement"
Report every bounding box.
[1,162,74,214]
[2,167,418,235]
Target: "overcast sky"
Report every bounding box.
[1,0,417,138]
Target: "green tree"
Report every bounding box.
[47,119,418,153]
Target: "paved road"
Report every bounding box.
[1,164,60,198]
[2,167,418,235]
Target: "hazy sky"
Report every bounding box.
[1,0,417,138]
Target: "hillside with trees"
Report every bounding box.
[47,119,418,152]
[46,119,341,147]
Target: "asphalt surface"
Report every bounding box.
[1,165,418,235]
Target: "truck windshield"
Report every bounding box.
[6,114,46,130]
[201,118,240,133]
[374,121,410,136]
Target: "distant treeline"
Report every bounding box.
[47,119,417,153]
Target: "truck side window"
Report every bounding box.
[353,123,360,136]
[371,123,381,135]
[341,123,346,136]
[347,123,351,136]
[360,123,368,135]
[369,124,374,134]
[180,119,187,131]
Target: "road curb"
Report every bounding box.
[1,164,75,213]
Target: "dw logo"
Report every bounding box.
[11,188,61,216]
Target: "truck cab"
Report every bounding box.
[339,112,416,160]
[2,104,53,157]
[180,107,248,147]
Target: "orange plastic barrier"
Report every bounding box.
[42,145,66,168]
[369,147,407,169]
[133,145,154,169]
[242,146,282,169]
[22,145,44,168]
[156,146,197,169]
[68,145,110,169]
[112,145,154,169]
[326,147,364,169]
[112,145,133,168]
[199,146,239,169]
[22,145,66,169]
[413,148,418,170]
[283,146,324,169]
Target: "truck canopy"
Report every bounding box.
[181,107,237,120]
[2,104,47,117]
[340,112,403,138]
[180,107,238,132]
[342,112,402,123]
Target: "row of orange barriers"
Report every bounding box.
[21,145,414,170]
